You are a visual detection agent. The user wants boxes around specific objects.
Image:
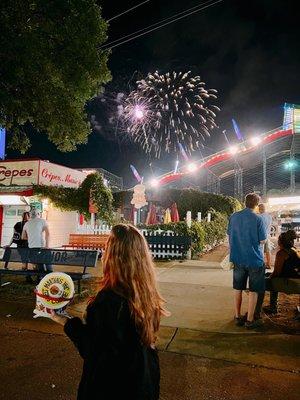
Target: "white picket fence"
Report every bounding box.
[76,224,112,234]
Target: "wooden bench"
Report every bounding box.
[62,234,109,254]
[0,247,98,293]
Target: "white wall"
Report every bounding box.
[45,204,78,247]
[1,205,29,247]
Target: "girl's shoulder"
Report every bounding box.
[90,289,127,308]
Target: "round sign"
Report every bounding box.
[35,272,74,310]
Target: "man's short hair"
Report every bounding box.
[245,193,260,209]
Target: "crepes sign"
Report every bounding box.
[0,160,86,188]
[0,160,38,186]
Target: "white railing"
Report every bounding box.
[76,224,112,234]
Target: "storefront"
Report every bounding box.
[0,159,87,247]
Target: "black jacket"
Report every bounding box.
[64,289,160,400]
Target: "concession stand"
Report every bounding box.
[0,159,87,247]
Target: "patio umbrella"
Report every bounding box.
[146,204,157,225]
[171,202,180,222]
[164,208,172,224]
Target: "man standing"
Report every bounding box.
[22,208,53,273]
[258,203,273,268]
[228,193,267,329]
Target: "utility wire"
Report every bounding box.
[102,0,213,48]
[107,1,151,23]
[100,0,224,50]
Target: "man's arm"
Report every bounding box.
[43,222,50,248]
[258,216,267,244]
[21,224,28,241]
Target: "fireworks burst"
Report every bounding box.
[122,71,220,158]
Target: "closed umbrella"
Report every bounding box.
[146,204,157,225]
[164,208,172,224]
[171,202,180,222]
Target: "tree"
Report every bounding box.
[0,0,111,153]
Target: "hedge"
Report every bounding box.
[114,188,241,218]
[139,209,228,257]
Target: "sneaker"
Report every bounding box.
[234,314,247,326]
[245,319,263,329]
[263,306,277,315]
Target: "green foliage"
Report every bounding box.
[33,172,114,223]
[0,0,111,152]
[140,210,228,257]
[113,188,242,216]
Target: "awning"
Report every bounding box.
[0,186,33,197]
[0,195,30,206]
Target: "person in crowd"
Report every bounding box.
[255,230,300,316]
[7,211,31,281]
[227,193,267,329]
[50,224,169,400]
[258,203,273,268]
[22,208,52,273]
[7,211,30,264]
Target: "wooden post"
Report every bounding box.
[197,212,202,222]
[133,210,138,226]
[207,212,211,222]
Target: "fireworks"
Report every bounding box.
[122,71,219,157]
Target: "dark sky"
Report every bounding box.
[7,0,299,186]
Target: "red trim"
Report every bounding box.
[0,188,33,196]
[0,157,42,162]
[157,128,294,186]
[34,289,73,303]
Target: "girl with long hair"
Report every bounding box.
[51,224,169,400]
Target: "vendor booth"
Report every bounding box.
[0,159,87,247]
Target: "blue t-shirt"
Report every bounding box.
[227,208,267,267]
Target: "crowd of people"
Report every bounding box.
[228,192,300,329]
[7,208,52,282]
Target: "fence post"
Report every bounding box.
[207,212,211,222]
[133,210,138,226]
[186,211,192,260]
[197,212,202,222]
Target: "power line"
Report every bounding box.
[100,0,224,50]
[107,1,151,23]
[102,0,213,49]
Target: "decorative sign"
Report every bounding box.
[131,184,148,209]
[39,160,86,188]
[0,160,39,186]
[33,272,74,318]
[0,160,86,188]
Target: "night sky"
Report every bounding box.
[7,0,299,187]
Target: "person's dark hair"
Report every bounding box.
[245,193,260,209]
[278,230,297,249]
[22,212,30,222]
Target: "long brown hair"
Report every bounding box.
[99,224,169,346]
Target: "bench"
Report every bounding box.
[143,232,192,259]
[0,247,98,293]
[62,234,109,254]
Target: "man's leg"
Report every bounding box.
[247,291,258,322]
[245,266,265,328]
[233,265,248,325]
[234,290,243,317]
